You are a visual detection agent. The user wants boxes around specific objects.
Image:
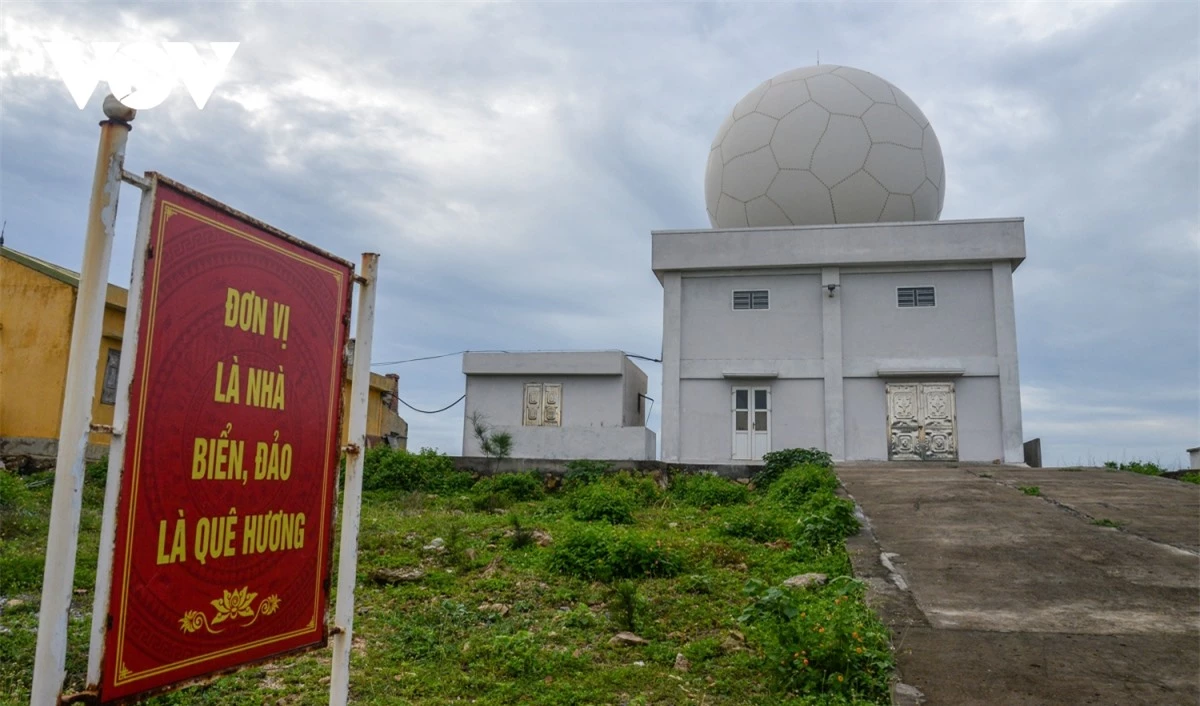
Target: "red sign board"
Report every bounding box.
[100,176,352,702]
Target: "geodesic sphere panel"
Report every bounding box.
[704,65,945,228]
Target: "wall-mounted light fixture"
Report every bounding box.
[825,283,840,298]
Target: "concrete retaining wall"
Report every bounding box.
[450,455,761,480]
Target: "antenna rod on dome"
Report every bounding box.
[817,50,820,65]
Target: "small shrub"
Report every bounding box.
[606,532,683,580]
[570,484,636,524]
[795,491,860,548]
[608,581,643,633]
[678,573,715,595]
[739,578,893,699]
[603,471,664,506]
[85,455,108,484]
[563,604,598,629]
[474,472,544,502]
[443,522,469,568]
[424,468,475,495]
[765,464,838,509]
[547,526,682,581]
[546,526,612,580]
[671,474,749,508]
[1092,518,1122,529]
[1180,474,1200,485]
[470,412,514,472]
[0,472,34,539]
[484,631,546,678]
[1019,485,1041,496]
[0,554,44,592]
[563,460,612,490]
[716,505,789,543]
[755,447,833,489]
[362,447,457,492]
[470,472,544,512]
[1105,460,1166,476]
[682,637,723,664]
[509,514,535,549]
[470,492,509,513]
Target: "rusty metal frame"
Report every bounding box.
[329,253,379,706]
[83,172,157,695]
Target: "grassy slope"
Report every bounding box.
[0,472,890,705]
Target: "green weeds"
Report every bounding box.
[568,483,637,524]
[0,449,892,704]
[755,447,833,490]
[766,464,840,509]
[362,446,472,493]
[1104,460,1166,476]
[739,577,892,698]
[671,473,749,508]
[547,525,682,581]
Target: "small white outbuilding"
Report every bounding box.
[462,351,656,460]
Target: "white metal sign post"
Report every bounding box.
[29,95,377,704]
[86,172,157,688]
[30,99,134,706]
[330,253,379,706]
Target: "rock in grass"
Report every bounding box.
[368,567,425,585]
[478,602,511,617]
[423,537,445,551]
[480,555,503,578]
[721,632,745,653]
[673,653,690,672]
[782,573,828,589]
[608,632,649,647]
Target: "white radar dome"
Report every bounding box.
[705,65,945,229]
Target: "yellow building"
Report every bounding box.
[0,246,406,471]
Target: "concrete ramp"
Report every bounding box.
[839,465,1200,705]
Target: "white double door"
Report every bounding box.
[732,386,770,461]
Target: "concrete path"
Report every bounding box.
[838,465,1200,706]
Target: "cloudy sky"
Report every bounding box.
[2,1,1196,467]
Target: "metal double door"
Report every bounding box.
[886,381,957,461]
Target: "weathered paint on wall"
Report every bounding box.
[340,372,408,449]
[680,273,824,361]
[0,246,405,464]
[462,351,655,460]
[0,246,125,448]
[654,218,1027,464]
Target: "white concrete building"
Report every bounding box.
[655,64,1026,464]
[462,351,656,460]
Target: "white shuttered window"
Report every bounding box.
[522,383,562,426]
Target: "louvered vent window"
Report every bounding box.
[733,290,769,310]
[897,286,936,308]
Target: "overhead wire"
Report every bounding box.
[395,394,465,414]
[379,350,662,416]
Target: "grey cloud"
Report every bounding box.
[1,2,1195,463]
